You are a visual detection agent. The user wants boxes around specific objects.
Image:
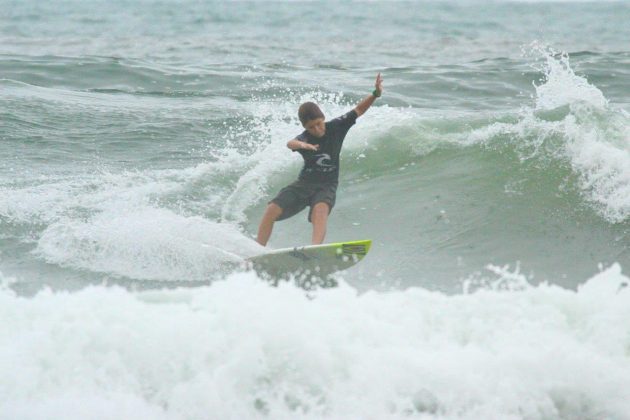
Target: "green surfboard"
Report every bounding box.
[247,239,371,287]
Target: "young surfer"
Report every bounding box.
[256,73,384,246]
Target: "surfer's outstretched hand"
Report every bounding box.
[354,73,384,117]
[301,143,319,151]
[374,72,383,96]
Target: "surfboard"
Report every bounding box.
[247,239,371,287]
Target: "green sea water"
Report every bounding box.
[2,1,629,291]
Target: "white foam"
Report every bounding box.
[35,206,262,281]
[1,265,629,419]
[0,164,264,280]
[0,168,187,225]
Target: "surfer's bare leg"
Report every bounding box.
[257,203,283,246]
[310,202,329,245]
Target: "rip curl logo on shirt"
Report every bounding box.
[315,153,333,167]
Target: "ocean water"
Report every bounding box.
[1,1,630,419]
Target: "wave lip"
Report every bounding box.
[530,46,629,223]
[461,44,630,224]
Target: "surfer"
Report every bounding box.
[256,73,384,246]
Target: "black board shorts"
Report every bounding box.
[270,180,337,222]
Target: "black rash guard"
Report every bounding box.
[294,110,358,184]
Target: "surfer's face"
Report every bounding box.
[304,118,326,138]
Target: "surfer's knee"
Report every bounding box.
[265,202,283,221]
[310,202,330,221]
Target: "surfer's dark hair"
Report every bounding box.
[298,102,325,125]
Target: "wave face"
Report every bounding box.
[1,46,628,290]
[1,1,630,418]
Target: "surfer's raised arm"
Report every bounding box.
[353,73,383,117]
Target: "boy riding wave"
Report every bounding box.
[257,73,384,246]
